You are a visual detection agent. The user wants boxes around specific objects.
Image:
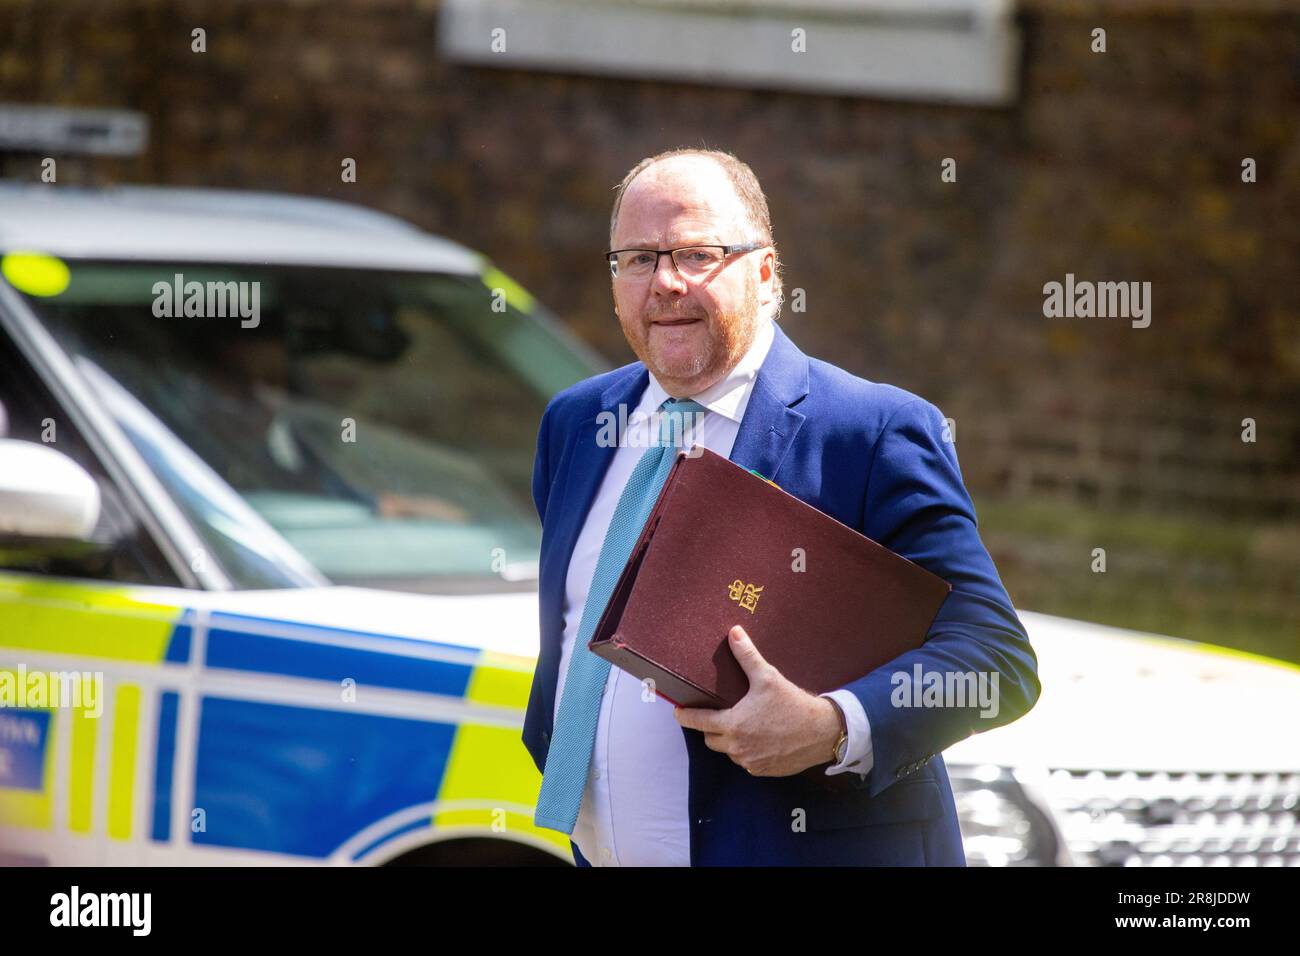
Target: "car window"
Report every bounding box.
[0,330,181,587]
[18,262,599,592]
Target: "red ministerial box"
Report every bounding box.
[587,446,952,782]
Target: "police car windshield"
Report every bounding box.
[21,261,601,592]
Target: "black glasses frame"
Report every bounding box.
[605,241,767,278]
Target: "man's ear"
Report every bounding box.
[758,249,775,306]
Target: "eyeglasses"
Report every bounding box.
[605,241,766,279]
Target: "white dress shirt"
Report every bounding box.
[553,316,872,866]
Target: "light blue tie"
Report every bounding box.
[534,397,708,833]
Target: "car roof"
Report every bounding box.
[0,181,485,273]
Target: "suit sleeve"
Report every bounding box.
[837,398,1041,800]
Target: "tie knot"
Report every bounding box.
[657,398,707,447]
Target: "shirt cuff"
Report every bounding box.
[820,690,872,778]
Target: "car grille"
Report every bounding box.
[1044,769,1300,866]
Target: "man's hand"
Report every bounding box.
[673,625,844,777]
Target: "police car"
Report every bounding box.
[1,182,1297,866]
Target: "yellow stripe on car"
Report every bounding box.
[108,684,141,840]
[479,263,536,314]
[0,575,182,663]
[433,650,568,852]
[68,704,97,834]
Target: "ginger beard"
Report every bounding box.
[618,266,761,386]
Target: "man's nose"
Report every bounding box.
[650,252,688,296]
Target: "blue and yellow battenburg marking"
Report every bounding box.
[0,573,567,859]
[0,576,180,836]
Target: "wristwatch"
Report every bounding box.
[828,699,849,765]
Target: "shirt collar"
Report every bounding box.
[643,316,775,424]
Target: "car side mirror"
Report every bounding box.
[0,439,101,543]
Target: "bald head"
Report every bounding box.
[612,154,752,243]
[612,157,748,255]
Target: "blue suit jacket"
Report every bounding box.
[522,321,1041,866]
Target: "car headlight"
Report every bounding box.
[948,763,1071,866]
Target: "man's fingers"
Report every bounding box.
[675,705,727,734]
[701,731,730,754]
[728,625,776,683]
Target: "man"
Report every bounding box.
[522,148,1040,866]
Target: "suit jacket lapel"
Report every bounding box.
[727,321,810,481]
